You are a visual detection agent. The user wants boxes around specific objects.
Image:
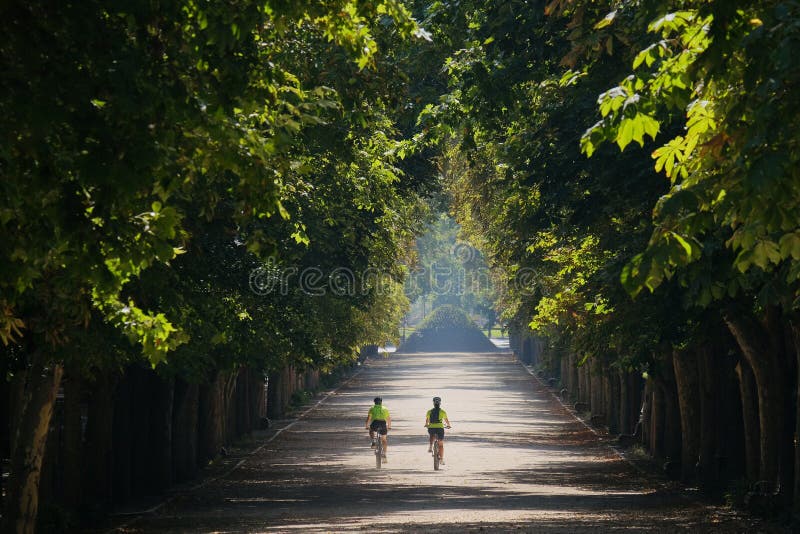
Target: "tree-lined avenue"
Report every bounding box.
[120,352,770,533]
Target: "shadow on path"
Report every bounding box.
[118,352,788,533]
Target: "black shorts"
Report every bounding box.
[370,420,388,435]
[428,427,444,439]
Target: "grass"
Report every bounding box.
[400,326,507,342]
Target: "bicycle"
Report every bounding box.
[374,432,384,469]
[370,426,388,468]
[428,425,451,470]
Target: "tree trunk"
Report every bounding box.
[696,346,720,488]
[62,372,82,510]
[603,370,618,434]
[790,317,800,513]
[268,366,296,419]
[568,354,578,399]
[726,312,785,491]
[112,371,133,503]
[662,358,682,469]
[199,372,223,463]
[650,378,665,459]
[251,372,265,429]
[631,373,644,437]
[236,368,252,437]
[1,356,64,534]
[267,370,282,419]
[651,349,681,470]
[618,370,630,435]
[578,360,590,405]
[84,370,118,511]
[673,348,701,482]
[590,364,603,421]
[0,371,8,510]
[641,379,651,449]
[150,375,174,493]
[172,379,199,482]
[735,360,760,482]
[223,369,238,443]
[130,366,152,497]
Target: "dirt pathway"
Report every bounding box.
[119,352,783,533]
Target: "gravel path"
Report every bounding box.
[118,352,786,533]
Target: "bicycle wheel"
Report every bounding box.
[375,439,382,469]
[433,440,440,471]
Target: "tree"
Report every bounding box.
[415,0,792,496]
[580,0,800,497]
[0,1,424,530]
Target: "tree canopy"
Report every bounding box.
[0,0,430,372]
[4,0,800,529]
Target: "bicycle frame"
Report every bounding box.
[374,431,383,469]
[429,425,450,471]
[432,435,441,470]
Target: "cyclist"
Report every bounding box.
[365,396,391,461]
[424,396,451,464]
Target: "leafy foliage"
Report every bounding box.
[406,213,496,321]
[581,1,800,309]
[0,0,428,376]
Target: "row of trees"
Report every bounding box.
[405,213,497,327]
[420,0,800,512]
[0,2,437,531]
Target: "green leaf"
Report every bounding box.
[751,241,781,270]
[640,114,660,140]
[652,136,685,180]
[620,254,645,297]
[616,118,635,150]
[644,258,665,291]
[779,232,800,260]
[733,249,752,272]
[670,232,694,259]
[594,10,617,29]
[633,45,657,69]
[277,201,290,220]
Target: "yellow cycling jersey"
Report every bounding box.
[368,404,389,421]
[426,408,447,428]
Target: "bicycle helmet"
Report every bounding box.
[433,396,441,406]
[374,397,382,404]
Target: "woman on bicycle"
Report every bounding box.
[424,396,451,464]
[366,397,391,460]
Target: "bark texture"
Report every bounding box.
[1,359,64,534]
[726,312,785,491]
[673,348,701,482]
[735,360,760,482]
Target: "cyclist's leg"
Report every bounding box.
[380,421,388,456]
[427,428,435,451]
[437,429,445,460]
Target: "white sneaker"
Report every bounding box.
[440,458,445,465]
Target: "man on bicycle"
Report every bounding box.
[365,396,391,460]
[425,396,451,464]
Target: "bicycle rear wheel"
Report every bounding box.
[375,439,382,469]
[433,440,440,470]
